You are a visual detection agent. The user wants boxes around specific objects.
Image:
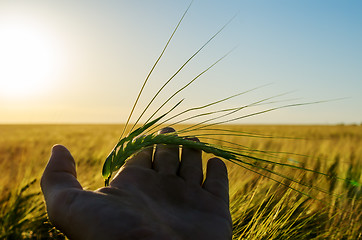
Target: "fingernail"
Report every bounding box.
[185,136,200,142]
[158,127,176,134]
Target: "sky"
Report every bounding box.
[0,0,361,124]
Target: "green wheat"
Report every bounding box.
[101,1,360,201]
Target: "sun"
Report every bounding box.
[0,20,61,99]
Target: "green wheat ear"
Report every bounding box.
[102,113,166,183]
[101,2,360,200]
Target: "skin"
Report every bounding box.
[41,127,232,240]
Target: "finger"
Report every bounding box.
[153,127,180,174]
[40,145,83,225]
[203,158,229,205]
[179,137,203,184]
[124,146,153,168]
[110,146,153,186]
[41,145,82,196]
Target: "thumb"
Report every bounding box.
[41,145,82,200]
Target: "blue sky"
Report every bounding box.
[0,0,361,124]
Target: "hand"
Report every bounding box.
[41,128,232,240]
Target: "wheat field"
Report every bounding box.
[0,124,361,239]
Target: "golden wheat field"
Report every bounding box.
[0,124,361,239]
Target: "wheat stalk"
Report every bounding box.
[101,2,360,201]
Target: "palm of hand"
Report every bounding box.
[97,166,231,239]
[41,133,232,240]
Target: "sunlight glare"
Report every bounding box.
[0,21,62,99]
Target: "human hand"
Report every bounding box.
[41,128,232,240]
